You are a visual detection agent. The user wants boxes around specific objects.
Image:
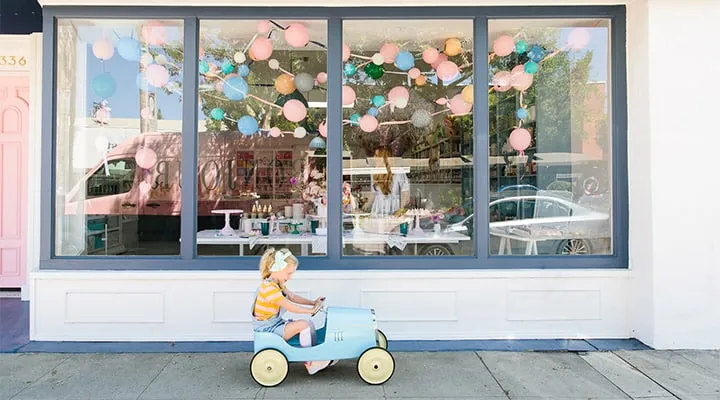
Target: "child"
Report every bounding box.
[252,247,332,375]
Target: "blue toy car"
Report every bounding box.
[250,301,393,387]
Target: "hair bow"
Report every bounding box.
[270,250,291,272]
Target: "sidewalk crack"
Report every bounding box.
[612,351,682,400]
[135,353,175,400]
[474,351,510,399]
[8,354,71,400]
[578,352,633,399]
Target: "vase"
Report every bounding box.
[433,223,441,234]
[292,203,305,220]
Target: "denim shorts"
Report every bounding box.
[252,315,288,337]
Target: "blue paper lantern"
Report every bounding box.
[210,107,225,121]
[309,136,326,149]
[237,64,250,77]
[367,107,379,117]
[237,116,258,136]
[344,63,357,76]
[199,61,210,74]
[527,45,546,63]
[371,95,385,107]
[515,40,528,55]
[516,108,529,120]
[92,74,116,98]
[223,76,248,101]
[349,113,361,126]
[117,37,141,62]
[221,61,235,75]
[394,51,415,71]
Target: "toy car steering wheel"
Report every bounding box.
[312,299,326,316]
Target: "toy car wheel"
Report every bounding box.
[250,349,289,387]
[357,347,395,385]
[376,329,388,349]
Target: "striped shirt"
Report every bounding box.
[253,280,285,320]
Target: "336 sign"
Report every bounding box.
[0,56,28,67]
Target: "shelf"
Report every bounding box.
[87,227,120,236]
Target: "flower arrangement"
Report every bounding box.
[290,158,327,207]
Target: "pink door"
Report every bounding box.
[0,76,29,288]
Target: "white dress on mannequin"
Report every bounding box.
[370,173,410,215]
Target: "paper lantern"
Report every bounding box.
[135,148,158,169]
[268,59,280,70]
[411,109,432,128]
[436,61,459,81]
[364,63,384,80]
[238,116,259,136]
[359,115,378,133]
[379,43,400,64]
[210,108,225,121]
[139,181,152,195]
[461,85,474,104]
[444,38,463,57]
[92,74,117,98]
[415,75,427,86]
[408,68,421,79]
[309,137,326,149]
[371,53,385,66]
[233,52,246,64]
[250,37,273,61]
[140,52,154,67]
[343,43,351,61]
[394,51,415,71]
[318,120,327,137]
[510,65,533,91]
[524,61,539,75]
[293,127,307,138]
[492,71,512,92]
[342,85,356,105]
[371,95,386,107]
[221,61,235,75]
[349,113,361,126]
[274,74,296,95]
[493,35,515,57]
[567,28,591,51]
[387,86,409,108]
[146,64,170,88]
[431,53,448,70]
[223,76,249,101]
[367,107,379,117]
[294,72,315,92]
[282,99,307,122]
[449,94,472,115]
[436,98,448,105]
[316,72,328,84]
[269,127,282,137]
[509,128,531,152]
[141,21,167,46]
[285,23,310,48]
[422,48,439,64]
[117,37,140,61]
[237,64,250,77]
[516,108,529,120]
[92,38,114,61]
[257,20,271,34]
[515,40,528,55]
[527,45,546,63]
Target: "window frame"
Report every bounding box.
[40,5,627,270]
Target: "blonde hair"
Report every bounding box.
[259,247,299,281]
[373,147,393,196]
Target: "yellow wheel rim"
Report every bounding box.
[357,348,394,385]
[376,330,388,349]
[251,349,288,387]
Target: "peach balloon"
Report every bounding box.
[415,75,427,86]
[257,20,271,34]
[274,74,296,95]
[510,65,533,91]
[380,43,400,64]
[493,35,515,57]
[342,85,356,105]
[408,68,421,79]
[146,64,170,88]
[359,115,378,133]
[509,128,532,151]
[449,94,472,115]
[284,23,310,48]
[343,43,351,62]
[318,120,327,137]
[461,84,474,104]
[269,127,282,137]
[92,38,114,61]
[492,71,512,92]
[444,38,463,57]
[141,21,167,46]
[250,37,273,61]
[282,99,307,122]
[422,48,439,64]
[436,61,459,81]
[316,72,328,84]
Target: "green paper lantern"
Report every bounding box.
[210,107,225,121]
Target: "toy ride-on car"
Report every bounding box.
[250,301,393,387]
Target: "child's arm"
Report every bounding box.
[284,289,319,306]
[278,297,317,315]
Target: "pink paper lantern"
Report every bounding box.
[493,35,515,57]
[509,128,532,152]
[567,28,591,51]
[343,44,351,62]
[141,21,167,46]
[510,65,533,91]
[250,37,273,61]
[359,115,379,133]
[146,64,170,88]
[316,72,328,84]
[92,38,114,61]
[282,99,307,123]
[448,94,472,115]
[285,23,310,48]
[380,43,400,64]
[342,85,356,105]
[492,71,512,92]
[408,68,421,79]
[257,20,271,34]
[436,61,459,81]
[269,127,282,137]
[422,48,439,64]
[387,86,410,105]
[431,53,448,70]
[135,148,158,169]
[436,98,448,105]
[318,120,327,137]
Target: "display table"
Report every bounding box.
[210,209,243,237]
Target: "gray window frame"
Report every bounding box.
[40,5,628,270]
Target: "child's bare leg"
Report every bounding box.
[283,320,330,375]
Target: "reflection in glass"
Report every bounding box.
[341,20,474,256]
[195,20,328,256]
[488,20,612,256]
[54,19,183,256]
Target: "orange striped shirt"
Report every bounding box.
[253,280,285,320]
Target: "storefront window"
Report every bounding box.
[54,19,184,256]
[488,19,612,256]
[195,20,328,256]
[341,20,474,256]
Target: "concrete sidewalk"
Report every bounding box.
[1,350,719,400]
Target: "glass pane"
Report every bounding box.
[341,20,474,257]
[197,20,328,257]
[54,19,183,256]
[488,19,612,256]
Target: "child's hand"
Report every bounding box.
[311,302,322,315]
[314,296,326,305]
